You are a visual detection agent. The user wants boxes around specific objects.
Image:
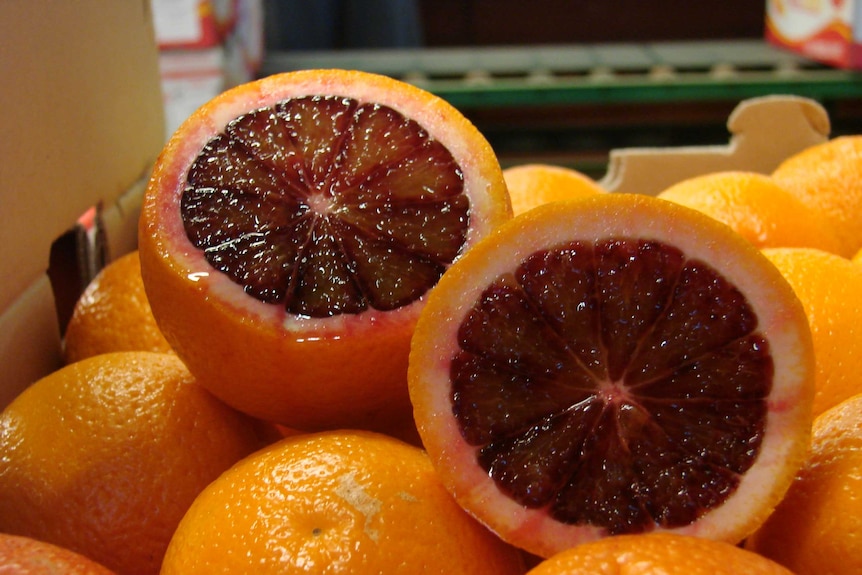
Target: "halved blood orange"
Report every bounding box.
[408,193,815,558]
[139,69,511,431]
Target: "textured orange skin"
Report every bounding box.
[139,69,511,431]
[762,247,862,417]
[657,170,843,254]
[526,533,794,575]
[747,392,862,575]
[0,352,271,575]
[0,533,118,574]
[63,250,173,364]
[772,136,862,258]
[502,163,605,216]
[409,194,815,558]
[161,430,525,574]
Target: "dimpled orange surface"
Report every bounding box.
[747,392,862,575]
[771,136,862,258]
[526,532,794,574]
[63,250,172,363]
[160,430,525,574]
[0,352,271,575]
[657,170,842,253]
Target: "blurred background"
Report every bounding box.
[156,0,862,178]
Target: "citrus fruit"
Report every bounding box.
[160,430,526,574]
[0,533,117,574]
[853,246,862,265]
[526,532,794,575]
[62,250,172,364]
[502,163,605,216]
[0,351,273,575]
[771,135,862,258]
[761,247,862,417]
[138,68,512,431]
[408,194,815,558]
[746,392,862,575]
[656,170,842,253]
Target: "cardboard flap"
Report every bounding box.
[599,95,830,195]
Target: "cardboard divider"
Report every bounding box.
[600,95,830,196]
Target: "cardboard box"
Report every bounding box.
[0,1,166,407]
[765,0,862,69]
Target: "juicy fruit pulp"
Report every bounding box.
[139,69,511,430]
[454,238,770,533]
[409,195,815,557]
[183,96,469,317]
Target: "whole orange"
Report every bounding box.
[503,163,605,216]
[63,250,172,364]
[527,532,793,575]
[746,392,862,575]
[160,430,526,574]
[771,135,862,258]
[0,532,117,574]
[0,351,272,575]
[656,171,842,253]
[762,247,862,416]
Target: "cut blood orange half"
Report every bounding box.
[408,194,815,558]
[139,69,511,431]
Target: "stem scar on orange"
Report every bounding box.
[408,194,815,558]
[139,69,512,431]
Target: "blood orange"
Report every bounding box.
[408,194,815,558]
[139,69,511,431]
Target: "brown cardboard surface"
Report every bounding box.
[0,1,165,403]
[0,1,165,314]
[600,95,830,195]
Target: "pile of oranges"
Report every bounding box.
[1,70,862,575]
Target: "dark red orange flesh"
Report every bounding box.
[451,237,771,535]
[181,95,470,318]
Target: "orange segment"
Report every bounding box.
[139,69,511,431]
[408,194,815,558]
[526,532,794,575]
[160,430,525,574]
